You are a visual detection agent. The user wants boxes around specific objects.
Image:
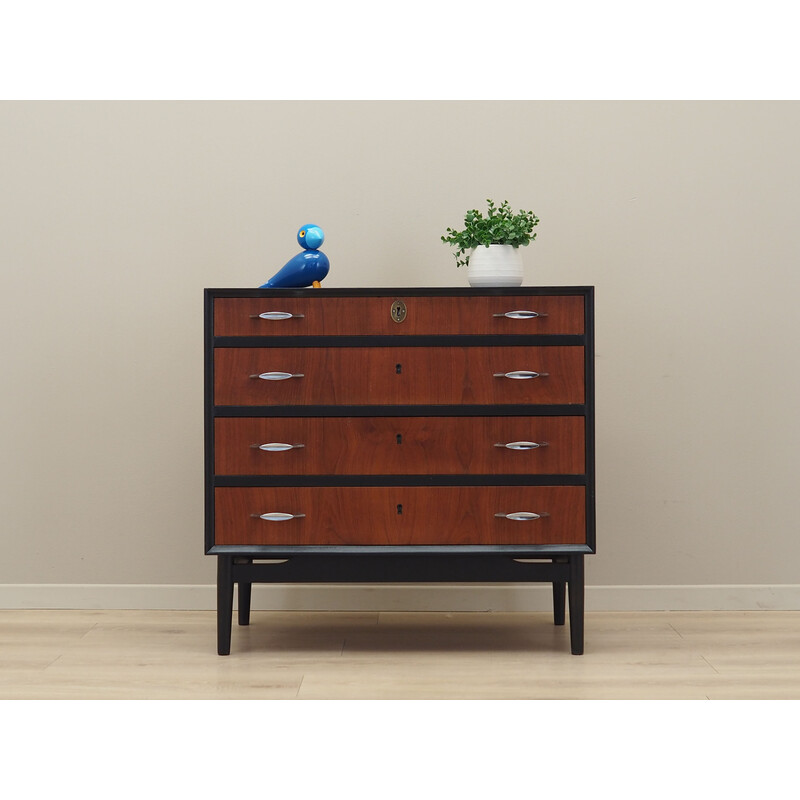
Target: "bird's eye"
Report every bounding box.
[299,230,306,237]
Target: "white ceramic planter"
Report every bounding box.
[466,244,524,287]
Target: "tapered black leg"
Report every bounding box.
[238,561,252,626]
[552,580,566,626]
[568,554,585,655]
[217,555,234,655]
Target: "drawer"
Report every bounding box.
[215,416,585,475]
[214,346,584,406]
[214,295,584,337]
[214,486,586,546]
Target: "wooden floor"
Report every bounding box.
[1,609,799,699]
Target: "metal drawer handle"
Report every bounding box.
[494,512,550,521]
[494,441,548,450]
[493,370,548,380]
[251,512,306,522]
[249,312,305,320]
[492,310,547,319]
[249,371,305,380]
[251,442,306,452]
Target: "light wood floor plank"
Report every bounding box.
[1,609,797,699]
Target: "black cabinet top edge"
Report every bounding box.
[208,544,594,556]
[205,286,594,298]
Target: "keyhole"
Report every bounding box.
[397,504,403,515]
[396,363,402,374]
[396,434,403,445]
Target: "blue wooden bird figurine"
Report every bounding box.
[260,224,330,288]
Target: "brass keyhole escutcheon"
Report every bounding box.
[390,299,407,323]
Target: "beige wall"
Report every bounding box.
[1,101,799,605]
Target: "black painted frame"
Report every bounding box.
[205,287,595,655]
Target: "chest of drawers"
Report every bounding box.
[205,287,595,655]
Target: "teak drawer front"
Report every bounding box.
[214,346,584,406]
[215,486,586,546]
[215,416,585,475]
[214,295,584,337]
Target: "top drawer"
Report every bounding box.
[213,294,584,337]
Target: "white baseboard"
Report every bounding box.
[1,583,799,611]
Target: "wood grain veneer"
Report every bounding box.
[214,295,584,337]
[214,486,586,546]
[214,416,585,475]
[214,346,585,406]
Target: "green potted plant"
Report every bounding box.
[441,199,539,286]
